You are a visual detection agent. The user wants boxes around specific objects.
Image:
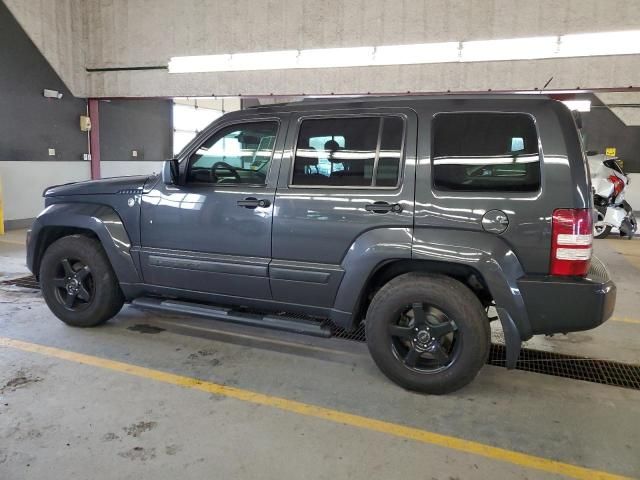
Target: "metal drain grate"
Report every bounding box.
[488,344,640,390]
[327,321,366,341]
[330,322,640,390]
[0,275,39,289]
[2,276,639,390]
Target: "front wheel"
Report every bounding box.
[39,235,124,327]
[365,273,490,394]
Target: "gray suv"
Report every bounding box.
[27,95,616,394]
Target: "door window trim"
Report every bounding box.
[180,118,281,188]
[287,113,407,190]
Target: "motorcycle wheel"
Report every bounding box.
[594,211,612,239]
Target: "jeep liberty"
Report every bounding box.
[27,95,616,393]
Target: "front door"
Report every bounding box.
[140,117,285,299]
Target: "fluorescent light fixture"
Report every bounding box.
[298,47,374,68]
[558,30,640,58]
[169,54,231,73]
[373,42,460,65]
[461,36,558,62]
[561,100,592,112]
[230,50,298,71]
[168,29,640,73]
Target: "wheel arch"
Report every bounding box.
[347,259,492,329]
[31,226,99,277]
[330,227,530,369]
[28,203,141,285]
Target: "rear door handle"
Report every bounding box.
[365,202,403,214]
[237,197,271,209]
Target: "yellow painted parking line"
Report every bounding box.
[611,317,640,325]
[0,336,632,480]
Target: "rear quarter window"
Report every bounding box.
[432,112,541,192]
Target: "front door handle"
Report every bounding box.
[237,197,271,209]
[365,202,403,214]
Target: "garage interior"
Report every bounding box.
[1,1,640,479]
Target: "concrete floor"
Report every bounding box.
[1,230,639,479]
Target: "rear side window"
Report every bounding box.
[432,112,540,192]
[292,116,404,187]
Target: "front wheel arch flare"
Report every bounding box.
[29,203,141,285]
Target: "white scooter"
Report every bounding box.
[588,153,637,239]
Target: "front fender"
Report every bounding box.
[412,229,532,340]
[28,203,141,285]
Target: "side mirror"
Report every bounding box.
[162,159,179,185]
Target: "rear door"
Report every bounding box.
[270,108,417,307]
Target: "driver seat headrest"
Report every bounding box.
[324,139,340,153]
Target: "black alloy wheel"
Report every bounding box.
[389,302,461,373]
[365,273,490,394]
[40,235,124,327]
[52,257,95,310]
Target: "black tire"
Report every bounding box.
[365,273,490,394]
[39,235,124,327]
[593,210,611,239]
[594,225,611,239]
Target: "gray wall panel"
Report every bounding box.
[99,99,172,162]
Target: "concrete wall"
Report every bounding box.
[83,0,640,97]
[0,3,173,225]
[3,0,87,96]
[0,0,88,162]
[5,0,640,98]
[596,93,640,127]
[0,0,91,225]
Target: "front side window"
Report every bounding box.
[292,116,404,187]
[187,121,278,185]
[432,112,540,192]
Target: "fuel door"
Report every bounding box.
[482,209,509,234]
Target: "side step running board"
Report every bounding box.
[131,297,332,338]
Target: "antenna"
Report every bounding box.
[540,77,554,93]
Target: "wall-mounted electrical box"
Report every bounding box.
[80,115,92,132]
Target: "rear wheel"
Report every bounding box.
[39,235,124,327]
[365,273,490,394]
[594,211,611,239]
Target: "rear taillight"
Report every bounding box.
[550,209,593,276]
[608,175,625,198]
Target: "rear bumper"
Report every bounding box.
[517,257,616,335]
